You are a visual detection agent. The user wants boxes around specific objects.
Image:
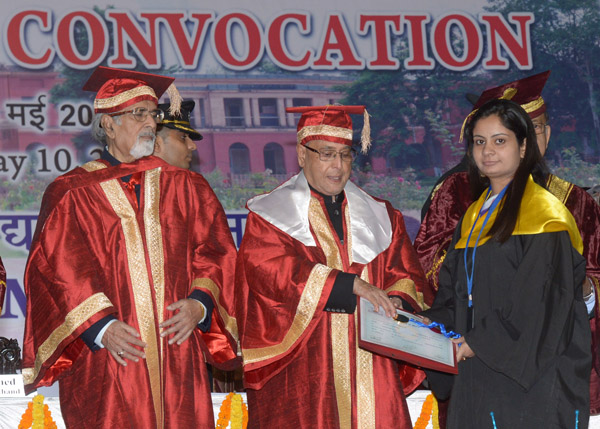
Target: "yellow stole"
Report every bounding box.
[455,175,583,254]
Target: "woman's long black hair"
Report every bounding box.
[464,99,549,243]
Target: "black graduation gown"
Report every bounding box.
[423,227,591,429]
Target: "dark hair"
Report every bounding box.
[464,99,549,243]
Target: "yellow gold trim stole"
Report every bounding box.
[242,263,331,365]
[193,278,239,341]
[456,175,583,254]
[23,293,113,385]
[81,161,165,428]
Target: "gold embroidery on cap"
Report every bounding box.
[95,86,157,110]
[298,124,353,145]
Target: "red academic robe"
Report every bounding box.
[234,173,428,428]
[414,171,600,415]
[22,156,239,429]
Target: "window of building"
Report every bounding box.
[258,98,279,126]
[224,98,244,127]
[229,142,250,174]
[291,98,312,122]
[197,98,206,128]
[263,142,286,175]
[292,98,312,107]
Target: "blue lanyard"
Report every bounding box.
[463,183,510,308]
[407,318,462,339]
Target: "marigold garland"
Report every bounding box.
[413,393,439,429]
[216,392,248,429]
[18,394,57,429]
[431,394,440,429]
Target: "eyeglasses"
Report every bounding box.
[108,107,164,124]
[533,123,548,135]
[304,145,356,162]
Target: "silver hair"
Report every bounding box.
[90,113,121,144]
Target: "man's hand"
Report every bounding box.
[353,277,396,318]
[101,321,146,366]
[159,299,205,345]
[452,337,475,362]
[389,296,403,310]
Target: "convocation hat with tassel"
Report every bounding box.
[286,105,372,154]
[459,70,551,141]
[83,66,182,117]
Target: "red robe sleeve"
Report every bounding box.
[380,203,432,311]
[235,211,339,388]
[413,172,472,306]
[563,184,600,413]
[184,172,240,369]
[22,179,118,390]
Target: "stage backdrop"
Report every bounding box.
[1,0,599,350]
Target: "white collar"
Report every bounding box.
[247,171,392,264]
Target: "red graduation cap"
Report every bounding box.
[83,66,179,114]
[285,105,371,154]
[472,70,550,117]
[460,70,551,141]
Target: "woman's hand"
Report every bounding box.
[452,337,475,362]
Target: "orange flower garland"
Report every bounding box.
[216,392,248,429]
[413,393,439,429]
[18,394,57,429]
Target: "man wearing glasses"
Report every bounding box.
[22,67,239,428]
[234,105,428,428]
[414,71,600,426]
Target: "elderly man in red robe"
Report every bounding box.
[235,105,430,428]
[414,71,600,422]
[22,67,239,428]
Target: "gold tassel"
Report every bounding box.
[360,108,372,154]
[459,110,476,143]
[166,83,182,117]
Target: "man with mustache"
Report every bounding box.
[22,67,239,428]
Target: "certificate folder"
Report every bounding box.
[358,297,458,374]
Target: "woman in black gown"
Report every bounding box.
[423,99,591,428]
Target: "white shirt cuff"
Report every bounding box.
[197,302,208,325]
[95,319,118,348]
[585,289,596,314]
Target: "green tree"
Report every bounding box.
[337,40,484,172]
[485,0,600,160]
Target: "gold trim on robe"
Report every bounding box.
[308,197,353,428]
[143,168,166,427]
[242,263,332,365]
[143,169,165,343]
[356,266,377,428]
[85,163,164,428]
[22,293,113,385]
[81,160,107,172]
[385,278,426,311]
[193,278,239,341]
[546,173,574,205]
